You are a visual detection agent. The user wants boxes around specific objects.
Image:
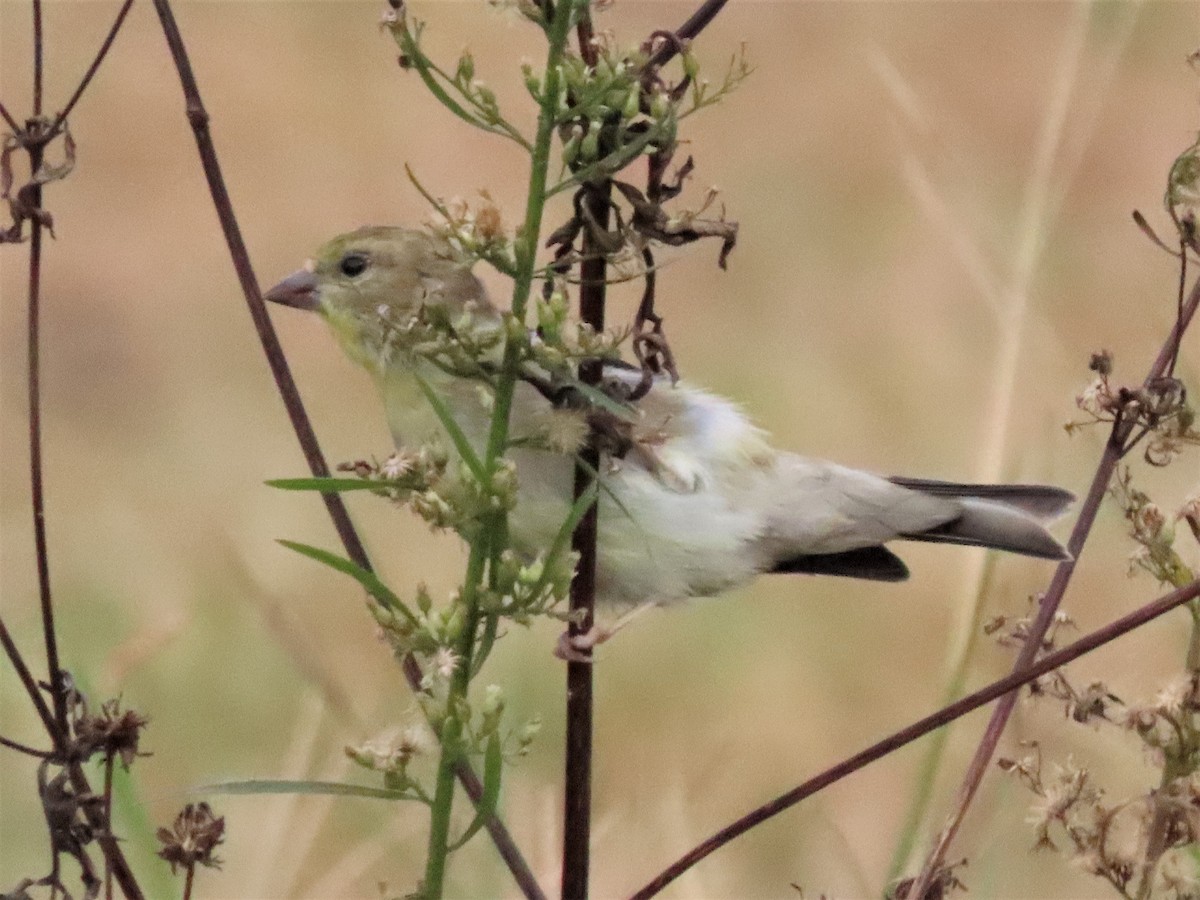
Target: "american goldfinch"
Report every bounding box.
[266,226,1071,632]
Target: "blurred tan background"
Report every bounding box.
[2,2,1198,897]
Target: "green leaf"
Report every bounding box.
[198,779,417,802]
[567,379,638,422]
[267,477,383,492]
[545,478,598,569]
[471,612,501,677]
[447,732,503,852]
[413,373,486,481]
[278,540,416,627]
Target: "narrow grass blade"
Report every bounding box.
[278,540,416,627]
[448,732,503,851]
[413,373,486,480]
[267,478,382,492]
[199,779,416,802]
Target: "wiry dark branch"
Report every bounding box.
[561,180,608,900]
[0,616,61,751]
[26,120,68,741]
[148,3,544,896]
[631,577,1200,899]
[0,100,20,135]
[907,258,1200,896]
[32,0,43,116]
[647,0,728,67]
[0,733,53,759]
[48,0,134,140]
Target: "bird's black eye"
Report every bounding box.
[339,253,369,277]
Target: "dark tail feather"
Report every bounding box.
[889,477,1074,519]
[892,479,1074,561]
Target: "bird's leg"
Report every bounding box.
[554,601,656,662]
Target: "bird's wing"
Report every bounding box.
[759,455,963,557]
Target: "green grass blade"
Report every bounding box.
[198,779,416,802]
[413,373,486,481]
[267,477,382,492]
[277,540,416,627]
[447,732,503,852]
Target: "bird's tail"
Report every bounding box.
[890,477,1074,561]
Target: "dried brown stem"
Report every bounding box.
[630,577,1200,899]
[148,2,543,896]
[0,733,53,758]
[647,0,728,67]
[1,614,60,755]
[25,142,69,738]
[32,0,43,116]
[48,0,134,140]
[907,265,1200,896]
[562,183,608,900]
[0,100,20,134]
[103,755,115,900]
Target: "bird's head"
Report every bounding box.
[266,226,488,370]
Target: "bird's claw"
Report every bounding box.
[553,625,611,663]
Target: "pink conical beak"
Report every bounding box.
[264,268,320,311]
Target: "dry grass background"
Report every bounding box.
[1,1,1198,897]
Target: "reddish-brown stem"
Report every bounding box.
[1,615,144,896]
[647,0,728,67]
[0,616,61,752]
[48,0,134,140]
[148,3,543,896]
[26,135,69,741]
[67,763,143,900]
[181,864,195,900]
[32,0,43,116]
[103,755,115,900]
[0,734,52,758]
[562,184,609,900]
[0,100,20,134]
[906,268,1200,896]
[630,577,1200,899]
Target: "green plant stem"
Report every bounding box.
[484,0,577,467]
[423,539,493,896]
[1188,601,1200,673]
[422,3,578,895]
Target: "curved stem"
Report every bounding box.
[150,3,544,896]
[48,0,134,139]
[630,578,1200,899]
[906,268,1200,896]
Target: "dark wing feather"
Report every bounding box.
[771,546,910,582]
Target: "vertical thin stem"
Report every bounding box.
[562,184,608,900]
[423,543,493,896]
[483,0,578,468]
[32,0,44,116]
[149,3,544,896]
[103,755,115,900]
[26,131,67,738]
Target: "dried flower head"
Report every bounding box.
[72,697,150,769]
[156,802,225,874]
